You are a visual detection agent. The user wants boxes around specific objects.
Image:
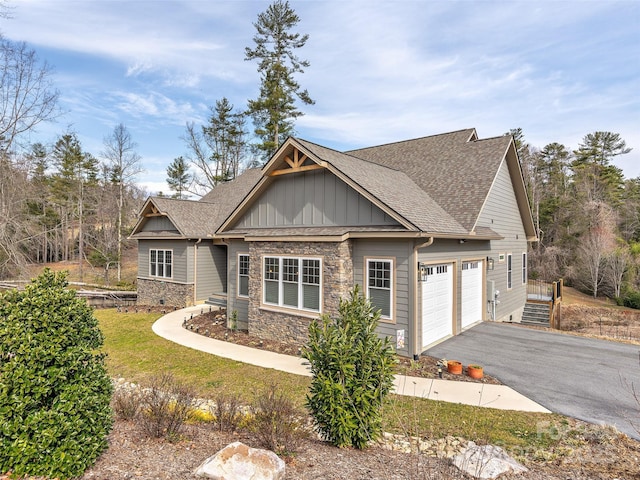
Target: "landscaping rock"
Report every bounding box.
[452,442,528,479]
[194,442,285,480]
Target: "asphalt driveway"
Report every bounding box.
[426,322,640,440]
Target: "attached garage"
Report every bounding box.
[461,260,484,329]
[421,263,454,349]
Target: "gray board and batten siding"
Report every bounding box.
[140,215,179,233]
[236,169,401,229]
[195,243,227,301]
[227,239,250,330]
[478,158,528,322]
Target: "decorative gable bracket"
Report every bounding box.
[145,204,163,217]
[269,147,326,177]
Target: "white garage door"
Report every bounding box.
[422,263,453,348]
[461,260,483,329]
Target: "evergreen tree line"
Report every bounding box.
[514,128,638,304]
[0,128,144,282]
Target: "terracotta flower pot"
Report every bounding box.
[467,364,483,379]
[447,360,462,375]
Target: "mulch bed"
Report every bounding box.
[183,308,501,384]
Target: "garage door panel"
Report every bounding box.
[422,263,453,348]
[461,260,483,329]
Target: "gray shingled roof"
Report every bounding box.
[132,168,262,238]
[138,197,221,238]
[295,139,468,235]
[135,130,516,239]
[346,129,511,232]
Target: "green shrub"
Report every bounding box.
[623,290,640,310]
[302,285,397,449]
[0,269,113,479]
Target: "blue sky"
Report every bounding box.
[2,0,638,195]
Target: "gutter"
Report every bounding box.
[412,235,434,360]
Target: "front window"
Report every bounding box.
[238,254,249,297]
[149,249,172,279]
[367,259,393,320]
[507,253,512,289]
[263,256,321,312]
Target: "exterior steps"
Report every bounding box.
[205,295,227,307]
[521,302,550,327]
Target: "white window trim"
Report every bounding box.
[262,255,322,313]
[366,257,394,322]
[237,253,250,298]
[522,252,527,285]
[507,253,512,290]
[149,248,173,279]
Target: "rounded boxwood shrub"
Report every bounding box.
[0,269,113,478]
[302,285,397,449]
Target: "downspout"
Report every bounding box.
[193,238,202,305]
[412,236,434,360]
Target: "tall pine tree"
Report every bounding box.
[245,0,314,160]
[166,156,191,199]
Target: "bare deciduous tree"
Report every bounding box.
[575,202,617,298]
[605,246,632,299]
[0,156,37,277]
[102,124,143,282]
[0,39,59,154]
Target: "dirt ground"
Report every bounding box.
[76,415,640,480]
[557,303,640,343]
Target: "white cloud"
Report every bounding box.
[2,0,638,179]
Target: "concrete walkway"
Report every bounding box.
[152,306,550,414]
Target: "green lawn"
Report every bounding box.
[96,308,567,452]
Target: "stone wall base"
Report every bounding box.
[137,278,194,308]
[248,309,313,346]
[246,240,353,347]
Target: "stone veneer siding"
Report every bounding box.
[247,240,353,345]
[137,278,194,308]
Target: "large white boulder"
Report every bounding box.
[452,442,528,479]
[194,441,286,480]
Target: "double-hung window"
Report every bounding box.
[149,249,172,279]
[367,259,393,320]
[238,254,249,297]
[507,253,512,289]
[263,256,321,312]
[522,253,527,285]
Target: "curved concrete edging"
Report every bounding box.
[152,306,551,414]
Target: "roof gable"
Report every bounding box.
[148,129,535,241]
[219,137,467,236]
[130,197,220,238]
[233,168,402,230]
[131,168,263,239]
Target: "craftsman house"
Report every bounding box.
[131,129,536,358]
